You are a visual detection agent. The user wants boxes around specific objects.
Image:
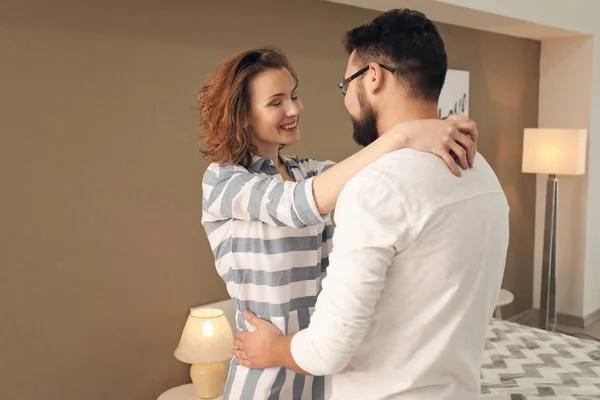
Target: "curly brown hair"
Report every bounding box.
[198,47,298,167]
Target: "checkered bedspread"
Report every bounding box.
[481,319,600,399]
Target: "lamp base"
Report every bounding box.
[190,362,227,399]
[539,173,558,331]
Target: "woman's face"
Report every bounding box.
[246,68,303,152]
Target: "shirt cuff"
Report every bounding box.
[293,177,329,226]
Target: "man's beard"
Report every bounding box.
[351,86,379,147]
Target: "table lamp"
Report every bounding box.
[521,128,587,331]
[174,307,233,399]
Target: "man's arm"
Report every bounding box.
[288,172,414,375]
[234,172,413,375]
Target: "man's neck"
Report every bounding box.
[377,99,439,136]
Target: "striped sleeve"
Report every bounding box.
[202,163,327,228]
[290,156,336,178]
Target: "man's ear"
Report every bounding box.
[366,62,385,94]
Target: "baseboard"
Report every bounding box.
[508,308,538,325]
[584,307,600,327]
[558,312,585,327]
[558,308,600,327]
[507,307,600,328]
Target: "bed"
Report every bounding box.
[481,319,600,399]
[205,299,600,398]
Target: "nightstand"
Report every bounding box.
[158,384,223,400]
[494,288,515,319]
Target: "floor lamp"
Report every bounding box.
[521,128,587,331]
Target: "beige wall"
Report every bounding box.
[437,23,540,319]
[535,38,592,319]
[0,0,538,399]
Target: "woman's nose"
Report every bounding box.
[285,101,301,117]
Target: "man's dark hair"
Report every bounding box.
[343,8,447,102]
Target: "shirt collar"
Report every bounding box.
[248,155,269,173]
[248,154,299,173]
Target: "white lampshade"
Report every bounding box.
[174,308,233,364]
[522,128,587,175]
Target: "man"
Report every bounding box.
[234,8,509,400]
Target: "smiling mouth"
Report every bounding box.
[280,121,298,130]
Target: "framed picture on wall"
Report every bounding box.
[438,69,469,118]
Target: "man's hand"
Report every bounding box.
[232,311,283,369]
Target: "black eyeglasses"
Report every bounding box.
[337,64,396,95]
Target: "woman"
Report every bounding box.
[199,47,477,400]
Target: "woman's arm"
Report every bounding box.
[312,115,477,214]
[201,162,326,228]
[202,116,477,226]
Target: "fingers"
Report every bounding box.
[231,348,247,360]
[445,114,470,123]
[231,338,253,367]
[468,143,476,168]
[233,338,245,351]
[444,116,478,166]
[464,118,478,143]
[448,141,468,170]
[243,310,261,326]
[451,129,474,150]
[451,120,477,137]
[445,116,477,140]
[451,132,475,168]
[439,151,461,177]
[235,357,252,368]
[231,334,256,368]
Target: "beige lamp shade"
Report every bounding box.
[174,308,233,364]
[522,128,587,175]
